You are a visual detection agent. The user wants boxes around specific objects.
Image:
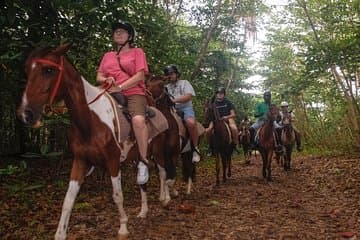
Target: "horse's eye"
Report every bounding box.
[42,67,55,76]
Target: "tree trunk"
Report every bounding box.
[190,0,223,81]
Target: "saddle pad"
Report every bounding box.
[172,109,205,138]
[147,106,169,139]
[171,109,187,138]
[107,94,168,143]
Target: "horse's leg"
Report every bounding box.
[267,150,273,181]
[289,145,293,170]
[283,146,288,171]
[227,148,232,178]
[137,184,148,218]
[167,152,179,197]
[215,153,220,185]
[182,151,194,195]
[285,145,293,171]
[244,144,250,164]
[55,159,87,240]
[158,164,170,206]
[260,150,267,179]
[111,170,129,239]
[104,151,130,239]
[222,153,227,183]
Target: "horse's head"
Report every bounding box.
[203,99,213,126]
[17,44,71,127]
[146,75,166,99]
[267,104,280,121]
[146,75,173,107]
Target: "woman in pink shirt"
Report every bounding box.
[97,21,149,185]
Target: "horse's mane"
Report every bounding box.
[146,74,174,107]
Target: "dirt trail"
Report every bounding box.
[1,154,359,239]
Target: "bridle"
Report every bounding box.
[33,57,64,106]
[32,56,112,114]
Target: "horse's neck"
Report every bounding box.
[81,77,103,103]
[64,76,115,137]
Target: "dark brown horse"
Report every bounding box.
[280,113,296,171]
[204,99,233,185]
[146,75,196,195]
[258,104,279,181]
[238,120,252,164]
[17,44,168,240]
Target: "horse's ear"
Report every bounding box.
[53,43,72,55]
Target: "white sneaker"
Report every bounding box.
[137,161,149,185]
[192,147,201,163]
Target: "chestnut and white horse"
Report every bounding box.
[17,44,168,240]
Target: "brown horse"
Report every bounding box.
[146,75,196,195]
[258,104,279,181]
[238,120,252,164]
[280,113,296,171]
[17,44,168,240]
[204,99,233,185]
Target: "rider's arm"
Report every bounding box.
[96,71,114,85]
[173,93,192,103]
[223,109,236,120]
[173,80,195,103]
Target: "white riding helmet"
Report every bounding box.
[280,101,289,107]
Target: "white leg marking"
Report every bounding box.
[137,188,148,218]
[158,166,171,206]
[186,178,193,195]
[55,180,80,240]
[111,172,129,238]
[166,178,178,198]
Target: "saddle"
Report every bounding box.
[106,92,169,161]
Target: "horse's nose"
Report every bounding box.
[22,108,35,125]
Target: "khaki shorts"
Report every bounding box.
[127,94,147,117]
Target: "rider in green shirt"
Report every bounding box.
[250,91,282,153]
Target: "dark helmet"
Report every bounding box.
[163,65,181,77]
[216,86,226,95]
[112,21,136,44]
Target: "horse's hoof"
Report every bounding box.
[161,198,171,207]
[172,189,179,197]
[136,212,147,218]
[54,234,66,240]
[117,233,129,240]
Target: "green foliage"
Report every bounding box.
[1,0,262,154]
[258,0,360,152]
[0,160,27,176]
